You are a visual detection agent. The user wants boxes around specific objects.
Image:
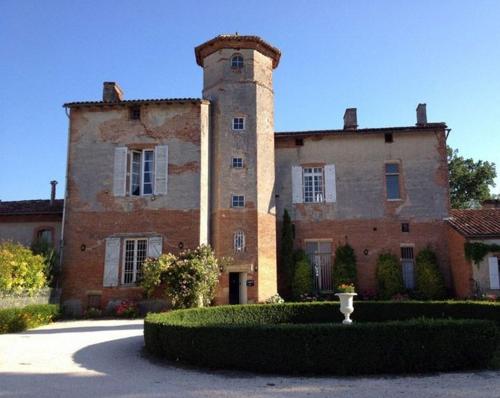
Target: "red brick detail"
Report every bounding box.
[446,224,473,297]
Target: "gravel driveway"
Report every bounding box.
[0,319,499,398]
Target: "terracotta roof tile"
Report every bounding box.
[63,98,208,108]
[448,209,500,238]
[0,200,64,215]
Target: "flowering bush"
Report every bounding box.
[115,300,138,318]
[83,307,103,319]
[264,294,285,304]
[140,245,223,309]
[336,283,355,293]
[0,241,47,295]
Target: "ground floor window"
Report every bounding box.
[401,246,415,289]
[123,238,147,284]
[305,241,332,291]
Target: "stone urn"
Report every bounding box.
[335,292,357,325]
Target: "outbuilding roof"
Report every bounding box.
[63,98,209,108]
[447,209,500,239]
[0,200,64,216]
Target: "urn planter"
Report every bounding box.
[335,292,357,324]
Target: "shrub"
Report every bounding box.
[415,247,445,299]
[0,304,59,334]
[332,243,356,287]
[115,300,139,318]
[280,209,294,298]
[264,294,285,304]
[291,250,312,299]
[376,252,403,299]
[140,245,221,309]
[0,241,48,295]
[83,307,103,319]
[144,302,499,375]
[31,238,59,287]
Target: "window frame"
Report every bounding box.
[231,194,245,208]
[233,230,245,253]
[129,106,141,120]
[400,245,415,290]
[303,167,325,203]
[121,238,148,285]
[231,54,244,70]
[385,162,401,200]
[231,157,244,168]
[232,117,245,131]
[129,149,155,196]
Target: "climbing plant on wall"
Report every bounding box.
[464,242,500,266]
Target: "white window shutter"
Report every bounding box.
[154,145,168,195]
[324,164,337,203]
[488,257,500,289]
[147,236,163,258]
[292,166,303,204]
[113,147,127,197]
[103,237,121,287]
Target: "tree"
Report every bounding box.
[280,209,295,298]
[448,146,496,208]
[376,252,403,299]
[291,249,312,300]
[332,243,357,288]
[415,247,445,299]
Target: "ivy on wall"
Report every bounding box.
[464,242,500,266]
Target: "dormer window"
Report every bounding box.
[231,54,244,69]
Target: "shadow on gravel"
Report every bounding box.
[23,322,143,335]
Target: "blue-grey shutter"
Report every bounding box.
[154,145,168,195]
[103,237,121,287]
[324,164,336,203]
[292,166,303,204]
[147,236,163,258]
[113,147,128,196]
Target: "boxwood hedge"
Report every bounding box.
[144,301,500,375]
[0,304,59,334]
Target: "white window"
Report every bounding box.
[232,157,243,168]
[231,195,245,208]
[385,163,401,200]
[401,246,415,289]
[303,167,324,203]
[131,150,154,196]
[232,117,245,131]
[234,231,245,253]
[122,238,148,284]
[488,257,500,289]
[231,54,244,69]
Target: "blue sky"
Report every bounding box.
[1,0,499,200]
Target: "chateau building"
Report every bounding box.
[58,34,451,313]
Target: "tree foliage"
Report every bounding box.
[291,249,312,299]
[280,209,295,298]
[140,245,222,309]
[415,247,445,299]
[0,241,48,295]
[376,252,403,299]
[332,243,357,287]
[448,146,496,208]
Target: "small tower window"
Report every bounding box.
[231,195,245,208]
[234,231,245,253]
[232,157,243,168]
[129,106,141,120]
[231,54,244,69]
[232,117,245,131]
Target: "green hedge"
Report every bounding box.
[0,304,59,334]
[144,301,500,375]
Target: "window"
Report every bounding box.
[232,157,243,168]
[231,195,245,208]
[385,163,400,200]
[231,54,244,69]
[130,150,154,196]
[384,133,393,143]
[232,117,245,131]
[36,229,53,245]
[401,246,415,289]
[123,238,147,284]
[305,241,333,291]
[402,223,410,233]
[129,106,141,120]
[303,167,324,203]
[233,231,245,253]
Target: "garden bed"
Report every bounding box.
[144,301,500,375]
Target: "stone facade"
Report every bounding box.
[53,34,457,312]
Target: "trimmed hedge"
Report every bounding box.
[0,304,59,334]
[144,301,500,375]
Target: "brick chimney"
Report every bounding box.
[416,103,427,126]
[102,82,124,102]
[50,180,57,206]
[343,108,358,130]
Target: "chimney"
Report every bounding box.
[416,103,427,126]
[343,108,358,130]
[102,82,124,102]
[50,180,57,206]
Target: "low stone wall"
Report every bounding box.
[0,288,61,309]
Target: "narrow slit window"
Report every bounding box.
[401,246,415,290]
[232,117,245,131]
[232,157,243,168]
[385,163,400,200]
[233,231,245,253]
[231,54,244,69]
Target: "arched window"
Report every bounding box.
[233,231,245,253]
[231,54,244,69]
[35,228,54,245]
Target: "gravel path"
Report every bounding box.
[0,319,499,398]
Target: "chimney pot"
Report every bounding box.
[50,180,57,206]
[416,103,427,125]
[343,108,358,130]
[102,82,124,102]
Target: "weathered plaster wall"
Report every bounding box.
[0,219,61,248]
[470,238,500,295]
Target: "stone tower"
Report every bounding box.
[195,35,281,304]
